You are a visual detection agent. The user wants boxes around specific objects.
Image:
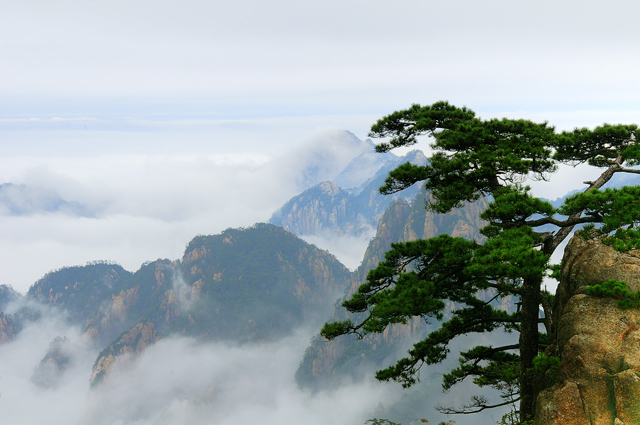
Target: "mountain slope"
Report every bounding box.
[295,186,489,388]
[270,150,427,238]
[17,223,354,387]
[173,223,352,341]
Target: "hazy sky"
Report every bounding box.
[2,0,640,293]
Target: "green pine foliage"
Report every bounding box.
[603,228,640,252]
[559,186,640,233]
[585,279,640,309]
[531,353,561,388]
[322,101,640,424]
[577,225,640,253]
[554,124,639,166]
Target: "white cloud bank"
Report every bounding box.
[0,315,401,425]
[0,129,380,293]
[0,117,634,293]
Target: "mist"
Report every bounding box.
[0,305,402,425]
[0,128,377,293]
[300,231,376,271]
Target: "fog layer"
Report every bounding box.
[0,310,401,425]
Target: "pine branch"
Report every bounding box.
[546,156,624,254]
[436,395,520,415]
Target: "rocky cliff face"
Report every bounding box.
[270,181,351,236]
[82,259,181,345]
[357,188,488,280]
[535,235,640,424]
[0,312,17,342]
[90,321,159,387]
[296,189,488,387]
[31,336,74,389]
[270,150,426,238]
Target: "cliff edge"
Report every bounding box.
[535,235,640,424]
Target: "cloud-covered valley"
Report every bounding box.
[0,311,401,425]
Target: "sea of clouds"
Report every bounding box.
[0,304,404,425]
[0,297,518,425]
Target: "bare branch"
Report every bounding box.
[485,281,523,295]
[436,395,520,415]
[620,167,640,175]
[546,157,624,254]
[526,215,602,229]
[464,344,520,368]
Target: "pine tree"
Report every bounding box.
[321,101,640,423]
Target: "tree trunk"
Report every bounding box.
[519,275,541,422]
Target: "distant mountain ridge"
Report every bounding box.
[0,183,94,216]
[8,223,352,387]
[285,131,388,191]
[270,150,427,238]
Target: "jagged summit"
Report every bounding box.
[270,149,427,238]
[334,139,397,190]
[288,130,378,191]
[14,223,354,388]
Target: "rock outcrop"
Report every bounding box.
[0,312,17,343]
[295,192,488,387]
[535,235,640,424]
[31,336,74,389]
[270,150,426,238]
[90,321,159,387]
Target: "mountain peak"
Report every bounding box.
[281,130,384,191]
[317,181,341,196]
[404,149,428,165]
